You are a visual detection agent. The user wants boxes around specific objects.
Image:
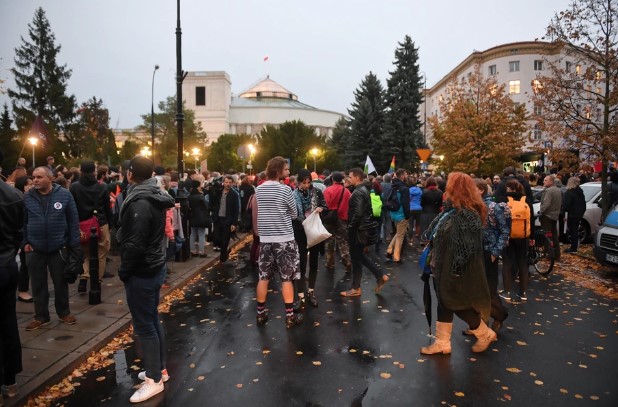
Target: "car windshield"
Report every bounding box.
[580,184,601,202]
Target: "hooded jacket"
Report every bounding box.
[23,184,80,253]
[389,177,411,221]
[563,186,586,219]
[0,181,24,266]
[117,178,175,281]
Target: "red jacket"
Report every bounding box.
[324,183,351,221]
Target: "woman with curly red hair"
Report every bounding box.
[420,172,496,355]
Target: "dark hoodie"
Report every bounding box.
[563,186,586,219]
[69,174,110,225]
[116,178,175,281]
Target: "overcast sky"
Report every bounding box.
[0,0,571,130]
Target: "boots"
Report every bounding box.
[420,321,452,355]
[470,320,497,353]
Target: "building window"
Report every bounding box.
[596,86,602,94]
[488,65,497,76]
[532,79,542,93]
[534,60,543,70]
[509,80,521,94]
[534,104,542,115]
[509,61,520,72]
[195,86,206,106]
[566,61,572,72]
[596,71,602,80]
[533,124,542,140]
[576,64,582,75]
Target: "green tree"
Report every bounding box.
[254,120,327,174]
[532,0,618,217]
[383,35,424,169]
[71,97,117,164]
[138,95,207,168]
[0,104,19,172]
[345,72,386,172]
[8,7,76,160]
[206,133,255,173]
[428,65,529,175]
[326,117,349,170]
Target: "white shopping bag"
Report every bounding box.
[302,210,332,248]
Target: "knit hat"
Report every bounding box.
[298,169,312,182]
[80,161,96,173]
[331,171,344,183]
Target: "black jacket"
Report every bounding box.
[0,181,24,266]
[70,174,110,226]
[188,190,212,228]
[117,178,175,281]
[421,187,443,214]
[213,188,240,227]
[347,184,373,231]
[563,187,586,219]
[391,178,411,219]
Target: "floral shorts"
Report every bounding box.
[258,240,300,282]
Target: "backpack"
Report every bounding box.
[507,196,531,238]
[369,191,383,217]
[383,187,401,212]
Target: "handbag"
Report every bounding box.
[79,214,100,243]
[302,210,332,248]
[323,187,345,228]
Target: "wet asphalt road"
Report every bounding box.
[55,240,618,407]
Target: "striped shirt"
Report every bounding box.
[256,180,297,243]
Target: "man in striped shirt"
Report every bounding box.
[255,157,300,329]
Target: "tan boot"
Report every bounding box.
[420,321,452,355]
[470,320,497,353]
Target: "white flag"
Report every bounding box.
[364,155,377,175]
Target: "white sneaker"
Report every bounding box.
[138,368,169,383]
[130,376,164,403]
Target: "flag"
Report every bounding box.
[388,155,396,174]
[30,116,48,147]
[263,56,269,62]
[364,155,376,175]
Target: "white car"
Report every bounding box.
[533,182,603,243]
[593,207,618,267]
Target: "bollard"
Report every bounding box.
[88,226,101,305]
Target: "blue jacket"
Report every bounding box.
[409,186,422,211]
[482,195,511,257]
[24,184,80,253]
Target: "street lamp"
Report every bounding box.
[247,144,256,175]
[311,148,319,172]
[28,136,38,168]
[191,147,201,170]
[420,71,427,146]
[140,146,151,158]
[151,64,159,163]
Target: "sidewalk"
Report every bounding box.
[8,234,249,406]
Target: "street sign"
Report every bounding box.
[416,149,431,162]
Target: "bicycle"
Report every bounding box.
[528,227,555,276]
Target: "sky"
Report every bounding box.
[0,0,572,130]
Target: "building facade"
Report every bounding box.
[182,72,345,145]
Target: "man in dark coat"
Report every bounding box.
[117,156,175,403]
[23,167,81,331]
[211,175,240,263]
[0,153,25,399]
[70,161,111,293]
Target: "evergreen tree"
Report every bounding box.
[345,72,386,172]
[72,97,117,164]
[8,7,76,158]
[383,35,424,170]
[0,103,19,172]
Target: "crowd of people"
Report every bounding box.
[1,147,618,403]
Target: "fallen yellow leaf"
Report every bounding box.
[236,384,243,388]
[197,376,205,381]
[516,341,528,346]
[590,395,599,400]
[559,388,568,394]
[506,367,522,373]
[312,361,322,366]
[96,376,106,382]
[296,351,303,355]
[534,380,544,386]
[380,372,391,379]
[454,391,465,397]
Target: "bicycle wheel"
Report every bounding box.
[533,233,555,276]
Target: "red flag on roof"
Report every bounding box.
[263,56,269,61]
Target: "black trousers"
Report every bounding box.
[214,217,232,262]
[483,251,508,322]
[0,257,22,386]
[541,215,561,261]
[567,217,581,250]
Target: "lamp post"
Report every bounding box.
[151,64,159,163]
[140,146,151,158]
[28,136,38,168]
[191,147,200,170]
[420,71,427,146]
[248,144,256,175]
[311,148,319,172]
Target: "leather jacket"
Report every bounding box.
[347,184,373,231]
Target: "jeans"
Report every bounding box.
[348,231,383,289]
[26,249,71,322]
[190,226,207,255]
[0,257,22,386]
[124,270,165,382]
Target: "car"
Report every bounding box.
[533,182,602,243]
[593,207,618,267]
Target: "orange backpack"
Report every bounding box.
[507,196,531,238]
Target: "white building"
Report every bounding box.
[182,72,345,145]
[422,41,571,169]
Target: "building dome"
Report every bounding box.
[238,76,298,101]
